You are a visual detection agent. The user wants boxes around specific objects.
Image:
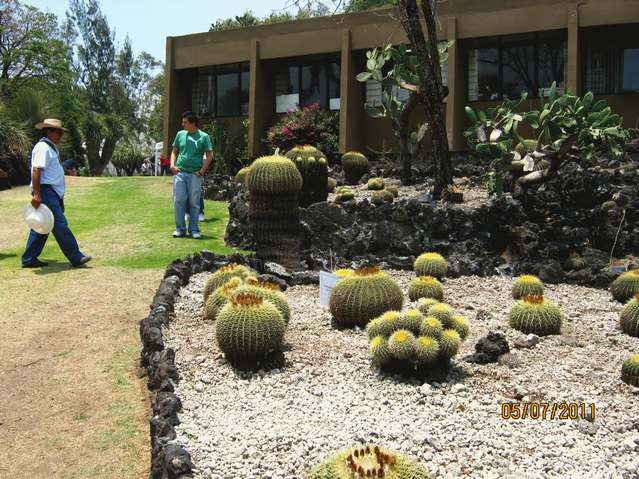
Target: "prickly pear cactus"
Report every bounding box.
[307,444,431,479]
[414,252,448,279]
[286,145,329,207]
[621,354,639,386]
[329,267,404,328]
[620,294,639,337]
[203,263,252,301]
[512,275,544,299]
[204,277,244,320]
[509,295,563,336]
[215,292,286,359]
[611,270,639,302]
[408,276,444,302]
[341,151,369,185]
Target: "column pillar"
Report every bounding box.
[163,37,191,158]
[248,40,264,158]
[445,16,465,152]
[567,4,581,95]
[339,29,359,153]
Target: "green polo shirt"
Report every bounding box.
[171,129,213,173]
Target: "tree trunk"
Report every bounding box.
[398,92,419,185]
[396,0,453,198]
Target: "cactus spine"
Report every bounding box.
[512,275,545,299]
[611,270,639,302]
[414,252,448,279]
[509,295,563,336]
[408,276,444,302]
[286,145,329,207]
[215,293,286,359]
[620,294,639,337]
[341,151,369,185]
[246,154,303,269]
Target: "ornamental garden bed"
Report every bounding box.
[157,262,639,479]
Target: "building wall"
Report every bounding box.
[165,0,639,158]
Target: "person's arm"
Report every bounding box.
[30,143,47,208]
[170,147,180,174]
[31,167,42,208]
[198,151,213,176]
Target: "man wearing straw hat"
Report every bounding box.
[21,119,92,268]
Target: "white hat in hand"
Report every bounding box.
[23,203,54,234]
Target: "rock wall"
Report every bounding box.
[224,161,638,286]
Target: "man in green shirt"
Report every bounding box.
[170,111,213,239]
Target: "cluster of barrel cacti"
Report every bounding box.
[202,263,253,302]
[341,151,369,185]
[307,444,431,479]
[246,153,303,269]
[366,302,469,369]
[408,276,444,302]
[286,145,329,207]
[329,266,404,328]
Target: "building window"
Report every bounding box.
[467,31,567,101]
[274,55,340,113]
[191,62,249,118]
[623,49,639,91]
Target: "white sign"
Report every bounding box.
[319,271,341,309]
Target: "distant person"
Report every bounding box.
[140,160,149,176]
[170,111,213,239]
[22,119,92,268]
[62,159,78,176]
[160,153,171,176]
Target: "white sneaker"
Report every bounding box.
[191,232,201,239]
[172,230,186,238]
[198,213,205,222]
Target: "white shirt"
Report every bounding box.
[30,140,65,198]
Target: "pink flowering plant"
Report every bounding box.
[265,103,339,158]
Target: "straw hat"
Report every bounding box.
[34,118,68,132]
[23,203,54,235]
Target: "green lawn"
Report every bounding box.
[1,176,238,270]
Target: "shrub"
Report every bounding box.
[621,354,639,387]
[408,276,444,301]
[620,294,639,337]
[509,295,563,336]
[329,266,403,328]
[215,292,286,359]
[341,151,369,185]
[414,252,448,279]
[512,275,545,300]
[307,444,431,479]
[611,270,639,303]
[110,142,147,176]
[265,103,339,158]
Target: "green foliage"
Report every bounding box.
[265,104,339,159]
[611,270,639,303]
[204,277,244,321]
[329,267,404,328]
[341,151,369,185]
[621,354,639,387]
[0,113,30,160]
[203,264,252,301]
[215,293,286,359]
[414,252,448,279]
[201,119,249,175]
[464,83,629,194]
[307,444,431,479]
[512,275,545,300]
[246,154,303,195]
[110,142,148,176]
[367,177,385,190]
[408,276,444,302]
[509,296,563,336]
[620,295,639,337]
[345,0,394,12]
[232,280,291,324]
[209,6,330,33]
[286,145,329,207]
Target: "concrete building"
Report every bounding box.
[164,0,639,158]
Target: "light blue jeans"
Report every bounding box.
[173,172,203,234]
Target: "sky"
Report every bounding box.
[25,0,290,61]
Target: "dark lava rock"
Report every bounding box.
[256,274,288,291]
[464,332,510,364]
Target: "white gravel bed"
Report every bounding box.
[164,271,639,479]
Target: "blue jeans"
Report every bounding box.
[22,185,84,265]
[173,172,203,234]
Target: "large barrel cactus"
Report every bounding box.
[246,154,303,270]
[620,294,639,337]
[231,280,291,324]
[307,444,431,479]
[286,145,328,207]
[611,270,639,302]
[509,295,563,336]
[203,263,252,302]
[329,266,404,328]
[341,151,369,185]
[215,292,286,359]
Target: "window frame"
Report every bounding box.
[466,30,567,102]
[192,62,250,119]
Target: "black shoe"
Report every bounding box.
[22,259,49,268]
[72,255,92,267]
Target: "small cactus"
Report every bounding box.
[401,309,425,335]
[439,329,462,358]
[388,330,416,360]
[335,186,355,203]
[370,336,393,366]
[414,252,448,279]
[285,145,328,207]
[408,276,444,302]
[509,295,563,336]
[231,281,291,324]
[621,354,639,386]
[414,336,440,364]
[371,189,394,205]
[416,297,440,315]
[419,316,444,339]
[427,303,456,326]
[512,275,544,299]
[203,263,252,301]
[330,267,404,328]
[307,444,431,479]
[204,277,243,320]
[620,294,639,337]
[366,311,403,339]
[215,293,286,359]
[327,177,337,192]
[611,270,639,302]
[234,166,250,184]
[367,177,385,190]
[341,151,369,185]
[449,315,470,340]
